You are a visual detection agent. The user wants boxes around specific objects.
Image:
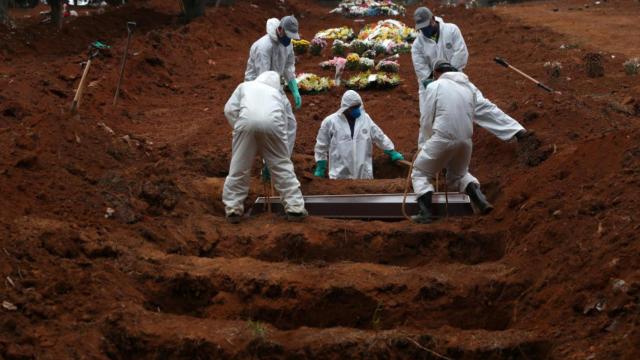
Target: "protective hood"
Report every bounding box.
[439,71,469,85]
[255,71,281,90]
[266,18,280,42]
[338,90,363,114]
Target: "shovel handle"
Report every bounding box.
[537,82,554,93]
[494,57,509,68]
[496,56,555,93]
[113,30,134,106]
[71,58,93,114]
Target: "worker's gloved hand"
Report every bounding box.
[384,149,404,162]
[261,165,271,183]
[313,160,327,178]
[288,79,302,109]
[92,41,110,50]
[422,78,433,89]
[515,130,543,166]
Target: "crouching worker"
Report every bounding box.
[313,90,404,179]
[222,71,307,224]
[412,61,493,223]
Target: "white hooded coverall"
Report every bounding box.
[411,16,468,86]
[412,72,480,196]
[411,17,525,141]
[314,90,395,180]
[222,71,305,216]
[245,18,297,156]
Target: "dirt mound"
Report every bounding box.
[1,4,174,61]
[1,0,640,358]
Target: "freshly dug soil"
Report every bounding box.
[1,0,640,358]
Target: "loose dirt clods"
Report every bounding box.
[1,0,640,358]
[584,52,605,78]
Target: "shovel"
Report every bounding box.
[113,21,137,106]
[70,41,109,115]
[494,57,554,93]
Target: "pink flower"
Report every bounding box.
[311,38,327,48]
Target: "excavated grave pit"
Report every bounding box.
[101,310,553,359]
[143,277,524,331]
[168,226,507,266]
[138,253,525,332]
[10,0,640,357]
[253,228,506,266]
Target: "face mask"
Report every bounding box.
[421,25,437,39]
[279,34,291,46]
[350,107,362,119]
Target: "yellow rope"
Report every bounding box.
[402,152,451,221]
[401,150,421,221]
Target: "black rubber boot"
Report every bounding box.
[226,212,242,224]
[411,192,433,224]
[286,209,308,222]
[465,183,494,215]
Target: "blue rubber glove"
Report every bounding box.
[288,79,302,109]
[384,149,404,162]
[422,78,433,89]
[313,160,327,178]
[261,165,270,183]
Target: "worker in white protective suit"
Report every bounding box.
[245,16,302,162]
[222,71,307,224]
[313,90,404,179]
[411,7,536,144]
[412,61,493,224]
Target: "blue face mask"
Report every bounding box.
[350,107,362,119]
[279,34,291,46]
[421,25,437,39]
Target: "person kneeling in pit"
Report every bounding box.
[313,90,404,179]
[222,71,307,223]
[412,61,493,223]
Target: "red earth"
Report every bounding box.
[1,0,640,358]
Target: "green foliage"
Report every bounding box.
[332,40,348,57]
[247,319,267,339]
[371,301,384,330]
[624,58,640,76]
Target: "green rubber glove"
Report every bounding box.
[92,41,110,49]
[422,78,434,89]
[261,165,270,183]
[288,79,302,109]
[384,149,404,162]
[313,160,327,178]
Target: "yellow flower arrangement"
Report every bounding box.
[294,73,336,93]
[346,53,361,70]
[346,53,360,63]
[358,20,417,44]
[292,39,311,55]
[314,27,355,41]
